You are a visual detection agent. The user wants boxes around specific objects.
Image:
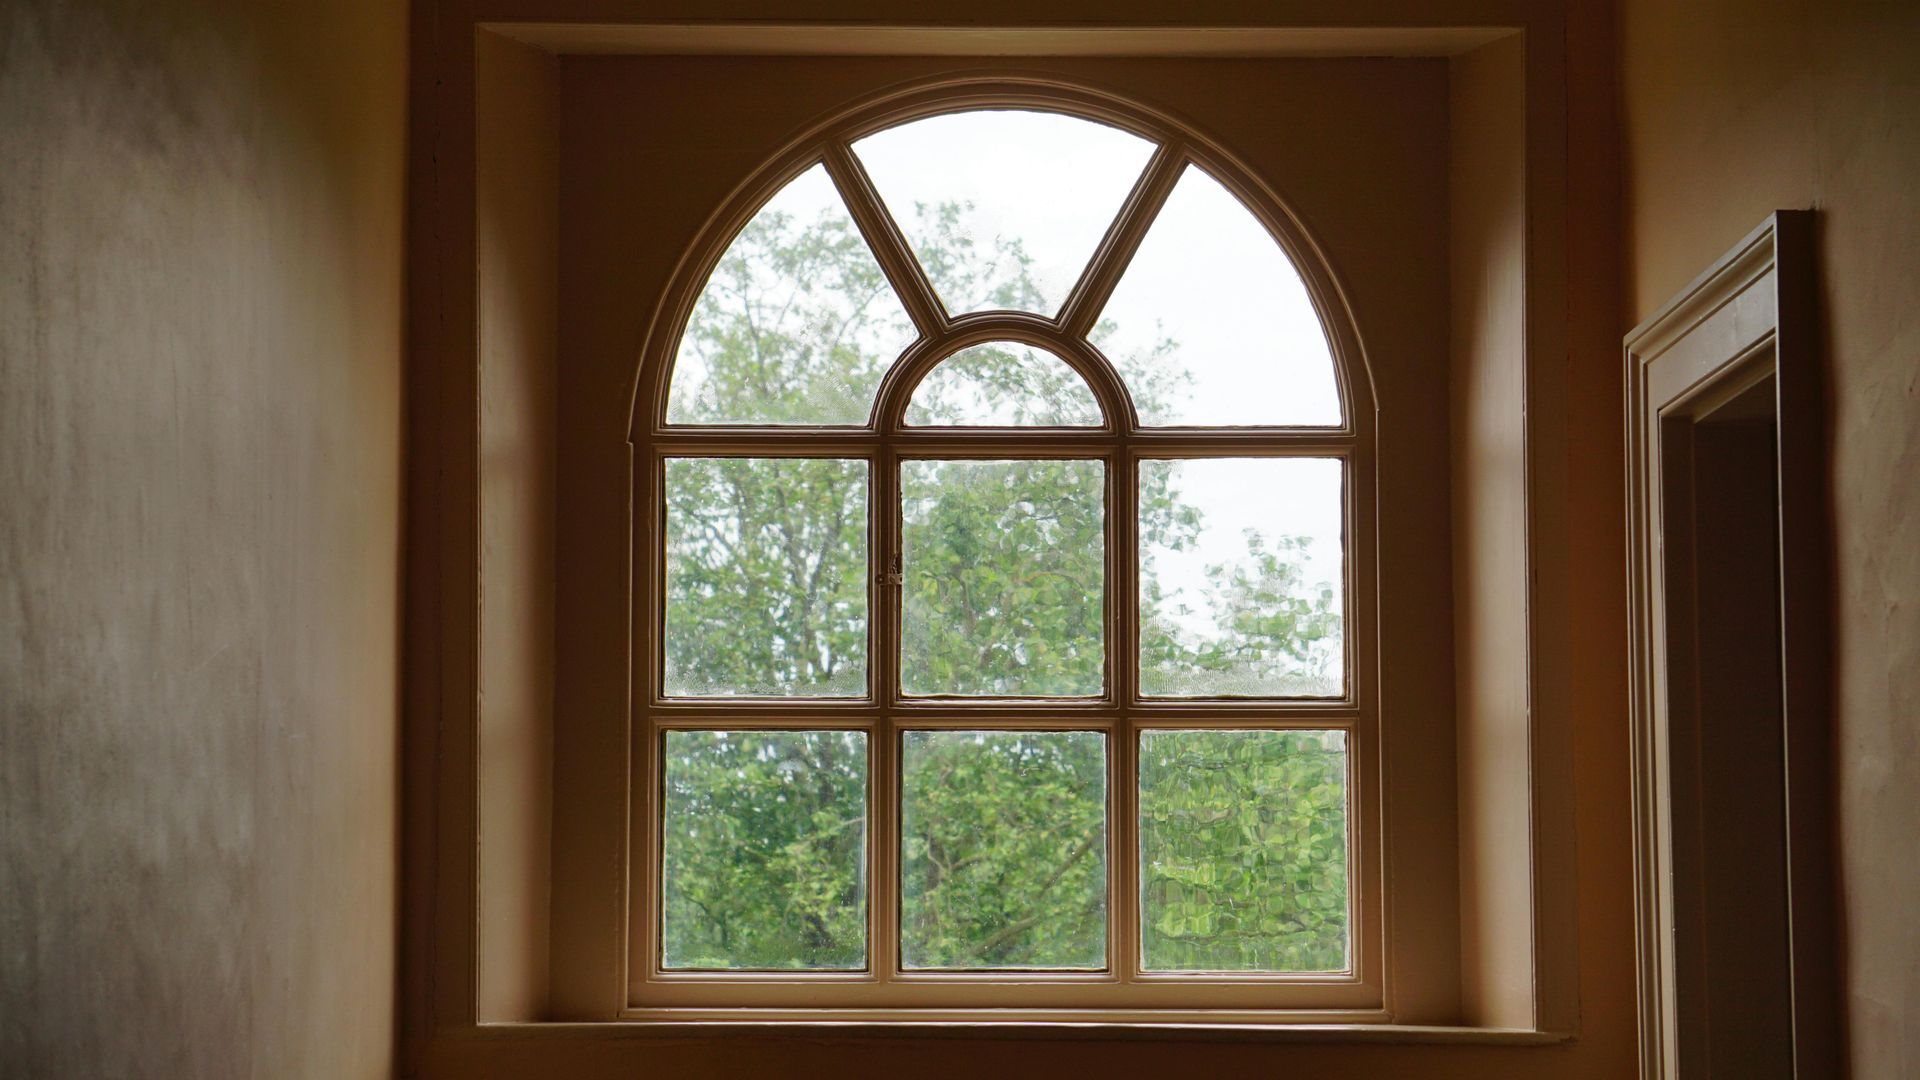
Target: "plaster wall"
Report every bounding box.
[1620,1,1920,1073]
[0,0,406,1075]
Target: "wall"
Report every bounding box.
[475,28,560,1023]
[1620,0,1920,1073]
[0,0,406,1075]
[1448,31,1534,1030]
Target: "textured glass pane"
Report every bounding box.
[1097,164,1342,426]
[1140,457,1343,697]
[1139,729,1349,972]
[901,730,1108,969]
[905,342,1102,427]
[662,730,867,970]
[901,459,1105,696]
[666,164,915,424]
[853,110,1156,316]
[664,457,867,697]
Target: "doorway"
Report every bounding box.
[1626,212,1835,1079]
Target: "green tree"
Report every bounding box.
[660,196,1347,971]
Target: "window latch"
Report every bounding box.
[878,554,903,586]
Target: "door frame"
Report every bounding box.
[1624,211,1835,1078]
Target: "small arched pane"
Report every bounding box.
[853,110,1156,317]
[1096,164,1343,427]
[666,164,916,425]
[905,342,1103,427]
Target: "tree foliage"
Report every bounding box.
[659,195,1349,972]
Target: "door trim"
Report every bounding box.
[1623,211,1835,1079]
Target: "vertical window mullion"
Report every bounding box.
[1112,446,1141,984]
[872,446,900,981]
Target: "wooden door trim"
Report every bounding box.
[1624,211,1835,1079]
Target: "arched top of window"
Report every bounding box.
[655,89,1359,434]
[904,341,1103,428]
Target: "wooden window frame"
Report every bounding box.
[623,74,1382,1022]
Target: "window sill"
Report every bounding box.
[471,1019,1571,1046]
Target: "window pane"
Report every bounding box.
[1139,457,1344,698]
[661,730,868,970]
[1097,164,1343,426]
[901,459,1106,696]
[665,457,867,697]
[853,110,1156,317]
[901,730,1108,969]
[905,341,1103,427]
[1139,729,1349,972]
[666,163,916,425]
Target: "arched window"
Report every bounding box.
[635,84,1375,1013]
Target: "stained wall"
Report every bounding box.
[0,0,407,1074]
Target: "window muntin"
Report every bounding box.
[641,97,1371,1012]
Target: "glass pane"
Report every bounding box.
[1139,729,1349,972]
[1139,457,1343,697]
[666,163,916,425]
[853,110,1156,317]
[901,459,1106,696]
[905,341,1103,427]
[901,730,1108,969]
[664,457,867,697]
[662,730,868,970]
[1096,164,1343,427]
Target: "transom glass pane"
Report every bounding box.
[1138,729,1349,972]
[665,163,916,425]
[901,730,1108,970]
[905,341,1103,427]
[1097,164,1343,427]
[853,110,1156,317]
[664,457,867,697]
[1139,457,1344,698]
[662,730,869,970]
[900,459,1106,697]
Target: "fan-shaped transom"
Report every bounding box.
[904,341,1103,428]
[661,108,1345,431]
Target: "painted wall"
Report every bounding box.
[0,0,406,1075]
[475,27,561,1024]
[1621,0,1920,1073]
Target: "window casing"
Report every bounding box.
[627,77,1381,1018]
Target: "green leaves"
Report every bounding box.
[662,731,869,969]
[901,731,1107,969]
[1139,730,1349,972]
[901,459,1105,696]
[664,457,868,697]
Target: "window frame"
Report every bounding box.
[626,74,1382,1020]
